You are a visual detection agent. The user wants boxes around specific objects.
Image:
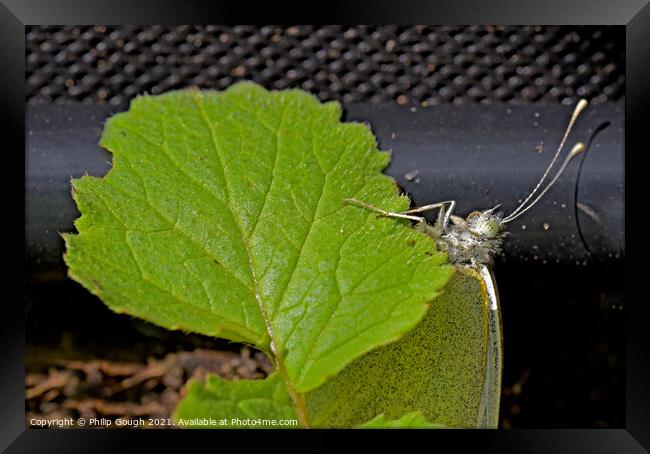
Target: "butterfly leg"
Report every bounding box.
[404,200,456,232]
[343,198,426,223]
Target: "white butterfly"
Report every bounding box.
[344,99,589,427]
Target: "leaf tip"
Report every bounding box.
[322,100,342,120]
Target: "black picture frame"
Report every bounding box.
[4,2,648,452]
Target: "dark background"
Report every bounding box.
[25,25,625,428]
[27,25,624,106]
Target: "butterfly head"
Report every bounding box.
[465,206,505,240]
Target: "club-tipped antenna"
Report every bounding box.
[502,142,586,224]
[504,99,588,222]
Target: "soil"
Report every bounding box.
[26,347,271,428]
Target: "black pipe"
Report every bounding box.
[26,101,623,267]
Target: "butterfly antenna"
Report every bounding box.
[504,99,588,222]
[503,142,586,224]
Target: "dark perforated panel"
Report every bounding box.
[26,25,624,106]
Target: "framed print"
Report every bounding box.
[2,1,648,452]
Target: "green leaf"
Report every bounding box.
[63,82,454,424]
[357,412,447,428]
[173,373,298,428]
[306,267,498,428]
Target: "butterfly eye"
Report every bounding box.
[482,219,502,238]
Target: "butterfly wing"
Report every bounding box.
[306,265,503,428]
[476,264,504,428]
